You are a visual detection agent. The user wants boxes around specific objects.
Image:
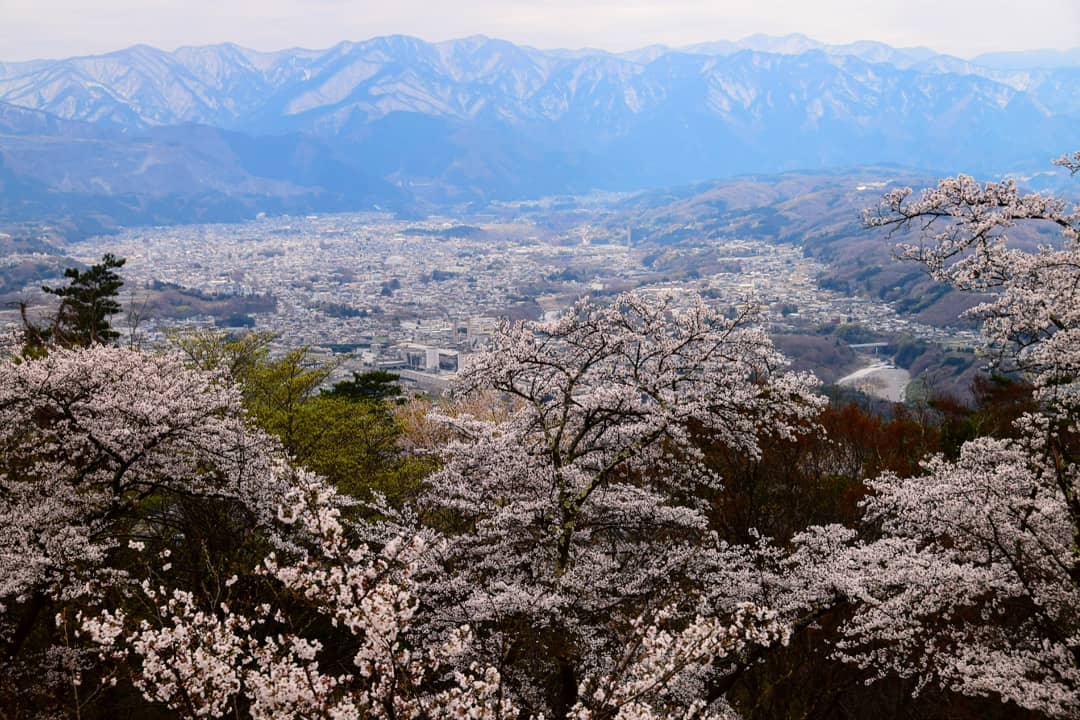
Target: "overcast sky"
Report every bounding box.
[2,0,1078,62]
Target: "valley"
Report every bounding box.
[6,185,982,398]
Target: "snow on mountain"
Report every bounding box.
[0,34,1077,219]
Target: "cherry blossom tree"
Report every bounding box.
[80,473,795,720]
[81,473,518,720]
[843,152,1080,717]
[839,435,1080,717]
[0,325,813,719]
[566,603,791,720]
[865,152,1080,406]
[417,290,825,716]
[0,345,295,601]
[0,345,300,713]
[0,337,748,719]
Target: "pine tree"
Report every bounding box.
[36,253,126,348]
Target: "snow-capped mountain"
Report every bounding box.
[1,34,1078,224]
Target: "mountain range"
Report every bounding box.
[1,33,1079,231]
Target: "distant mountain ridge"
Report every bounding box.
[4,34,1079,129]
[1,33,1079,230]
[971,47,1080,70]
[0,100,404,234]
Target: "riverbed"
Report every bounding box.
[836,359,911,402]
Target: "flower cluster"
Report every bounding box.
[849,151,1080,717]
[82,476,518,719]
[415,290,824,716]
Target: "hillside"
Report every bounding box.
[602,167,1072,328]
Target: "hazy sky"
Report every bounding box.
[2,0,1078,62]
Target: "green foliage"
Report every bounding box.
[171,331,428,505]
[284,393,427,504]
[324,370,403,403]
[241,347,338,454]
[169,328,276,379]
[829,323,879,344]
[23,253,125,352]
[251,359,427,506]
[892,337,929,369]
